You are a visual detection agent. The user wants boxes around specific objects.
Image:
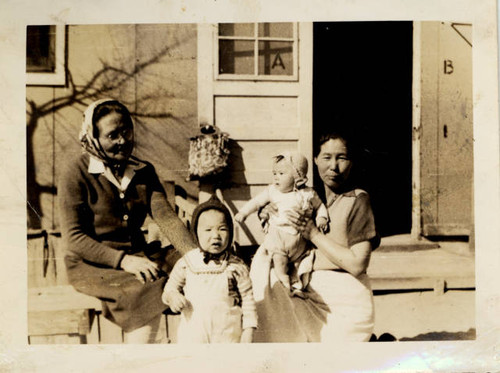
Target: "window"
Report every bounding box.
[217,23,298,80]
[26,25,66,86]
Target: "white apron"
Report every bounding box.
[177,253,242,343]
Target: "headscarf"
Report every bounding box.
[190,194,234,262]
[79,98,134,166]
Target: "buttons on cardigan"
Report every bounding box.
[120,191,128,223]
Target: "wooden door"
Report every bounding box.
[197,22,313,246]
[420,22,473,236]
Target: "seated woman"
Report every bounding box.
[250,130,380,342]
[58,99,197,343]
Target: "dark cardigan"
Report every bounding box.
[58,153,196,331]
[58,153,196,268]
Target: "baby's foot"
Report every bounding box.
[291,288,308,299]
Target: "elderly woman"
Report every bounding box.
[58,99,197,343]
[250,131,380,342]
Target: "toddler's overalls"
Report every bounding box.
[177,252,242,343]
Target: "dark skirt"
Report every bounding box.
[65,244,181,332]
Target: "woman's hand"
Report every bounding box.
[283,208,310,231]
[300,218,322,241]
[316,216,329,233]
[240,327,255,343]
[258,203,278,220]
[120,255,160,284]
[163,291,189,313]
[257,203,278,233]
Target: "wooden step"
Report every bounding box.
[28,308,95,344]
[29,286,102,312]
[377,234,440,252]
[368,244,475,292]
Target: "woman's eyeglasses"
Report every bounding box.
[107,128,133,142]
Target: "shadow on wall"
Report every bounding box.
[26,36,191,230]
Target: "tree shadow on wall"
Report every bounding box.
[26,35,192,230]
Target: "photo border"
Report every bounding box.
[1,0,498,371]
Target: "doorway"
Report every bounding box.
[313,22,413,237]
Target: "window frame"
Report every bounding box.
[214,22,299,81]
[26,25,66,86]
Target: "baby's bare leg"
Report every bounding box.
[272,254,291,291]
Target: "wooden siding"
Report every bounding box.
[215,96,298,131]
[198,23,313,246]
[27,24,199,231]
[419,22,473,236]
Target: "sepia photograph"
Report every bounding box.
[1,0,499,371]
[26,20,475,345]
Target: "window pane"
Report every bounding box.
[219,40,254,74]
[258,41,293,76]
[26,25,56,73]
[219,23,254,37]
[258,23,293,38]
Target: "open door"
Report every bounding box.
[313,22,414,238]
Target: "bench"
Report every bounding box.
[27,185,196,344]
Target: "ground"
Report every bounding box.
[372,289,475,341]
[368,237,475,341]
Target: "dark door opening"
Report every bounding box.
[313,22,413,237]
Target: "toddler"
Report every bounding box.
[235,151,328,298]
[162,195,257,343]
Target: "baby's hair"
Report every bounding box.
[92,100,133,137]
[274,154,285,164]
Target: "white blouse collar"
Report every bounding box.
[88,157,138,192]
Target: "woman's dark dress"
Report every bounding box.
[58,153,195,331]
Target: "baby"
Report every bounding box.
[235,151,328,298]
[162,195,257,343]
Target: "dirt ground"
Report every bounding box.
[372,289,475,341]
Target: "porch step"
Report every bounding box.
[368,243,475,292]
[377,234,440,252]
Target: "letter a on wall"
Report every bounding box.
[272,52,286,70]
